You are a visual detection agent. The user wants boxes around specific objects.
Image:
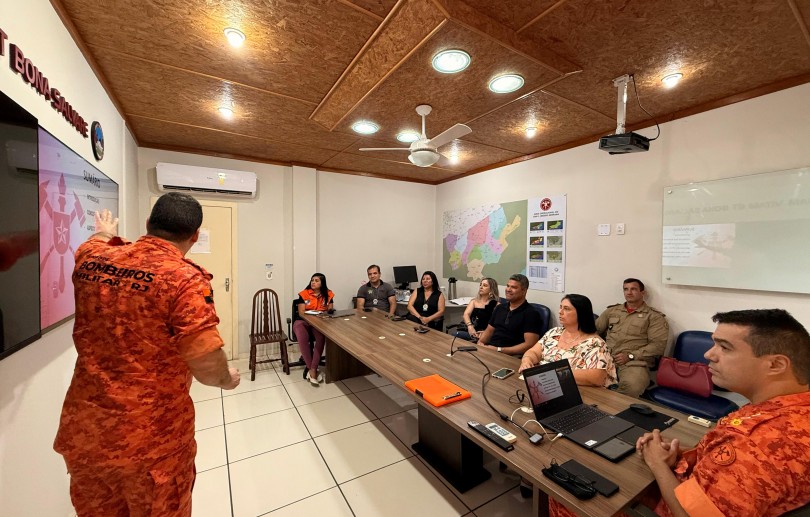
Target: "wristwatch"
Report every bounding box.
[497,347,502,353]
[628,353,635,360]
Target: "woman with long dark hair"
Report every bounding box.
[519,293,616,387]
[405,270,445,330]
[293,273,334,385]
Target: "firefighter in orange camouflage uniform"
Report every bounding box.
[54,193,240,517]
[551,308,810,517]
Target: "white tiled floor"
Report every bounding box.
[191,361,533,516]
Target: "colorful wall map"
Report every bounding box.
[442,200,527,283]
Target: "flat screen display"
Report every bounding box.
[393,265,418,286]
[0,91,41,360]
[38,128,119,330]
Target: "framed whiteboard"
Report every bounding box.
[662,167,810,294]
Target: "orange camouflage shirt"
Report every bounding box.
[54,235,224,468]
[657,391,810,517]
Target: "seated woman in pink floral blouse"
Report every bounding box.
[519,294,617,388]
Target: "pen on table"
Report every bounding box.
[443,391,462,400]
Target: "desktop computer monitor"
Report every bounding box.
[393,265,418,289]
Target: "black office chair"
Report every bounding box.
[285,299,325,375]
[530,303,551,337]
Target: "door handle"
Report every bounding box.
[225,278,230,292]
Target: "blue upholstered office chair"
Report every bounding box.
[530,303,551,337]
[645,331,739,421]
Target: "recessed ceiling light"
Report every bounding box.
[396,131,420,143]
[489,74,524,93]
[352,121,379,135]
[218,106,234,119]
[432,50,471,74]
[224,28,245,48]
[661,73,683,88]
[526,127,537,138]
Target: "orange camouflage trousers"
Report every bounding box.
[65,442,196,517]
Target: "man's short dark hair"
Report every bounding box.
[712,309,810,384]
[367,264,381,274]
[509,274,529,291]
[623,278,645,291]
[146,193,203,241]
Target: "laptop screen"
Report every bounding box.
[523,359,583,418]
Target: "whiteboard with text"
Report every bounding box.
[662,168,810,294]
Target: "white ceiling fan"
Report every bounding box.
[359,105,472,167]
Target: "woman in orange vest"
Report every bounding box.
[293,273,334,385]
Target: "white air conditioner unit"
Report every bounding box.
[156,162,257,198]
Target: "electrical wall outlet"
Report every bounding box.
[616,223,625,235]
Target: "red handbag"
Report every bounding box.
[656,357,713,397]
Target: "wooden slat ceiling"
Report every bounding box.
[53,0,810,184]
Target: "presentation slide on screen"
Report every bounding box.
[38,128,118,330]
[526,370,563,405]
[662,168,810,294]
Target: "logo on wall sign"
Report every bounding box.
[540,198,552,211]
[91,121,104,161]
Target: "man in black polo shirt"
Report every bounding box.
[478,274,542,355]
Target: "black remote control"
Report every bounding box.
[467,420,514,451]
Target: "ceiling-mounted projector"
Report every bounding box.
[599,132,650,154]
[599,74,652,155]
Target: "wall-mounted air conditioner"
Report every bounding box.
[156,162,257,198]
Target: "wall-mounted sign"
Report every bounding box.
[1,27,90,138]
[91,121,104,161]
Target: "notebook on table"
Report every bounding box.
[405,374,471,407]
[523,359,639,461]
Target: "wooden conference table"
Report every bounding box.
[303,309,706,517]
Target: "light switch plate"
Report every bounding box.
[598,223,611,236]
[616,223,625,235]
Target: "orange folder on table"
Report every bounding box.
[404,374,471,407]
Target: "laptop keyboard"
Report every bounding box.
[545,405,605,434]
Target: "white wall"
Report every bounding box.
[0,0,135,514]
[137,149,290,357]
[436,83,810,339]
[136,152,438,354]
[317,172,436,308]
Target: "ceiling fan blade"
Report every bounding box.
[358,147,410,151]
[427,124,472,148]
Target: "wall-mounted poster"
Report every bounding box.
[38,128,119,331]
[526,196,567,292]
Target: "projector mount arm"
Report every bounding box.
[613,74,630,135]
